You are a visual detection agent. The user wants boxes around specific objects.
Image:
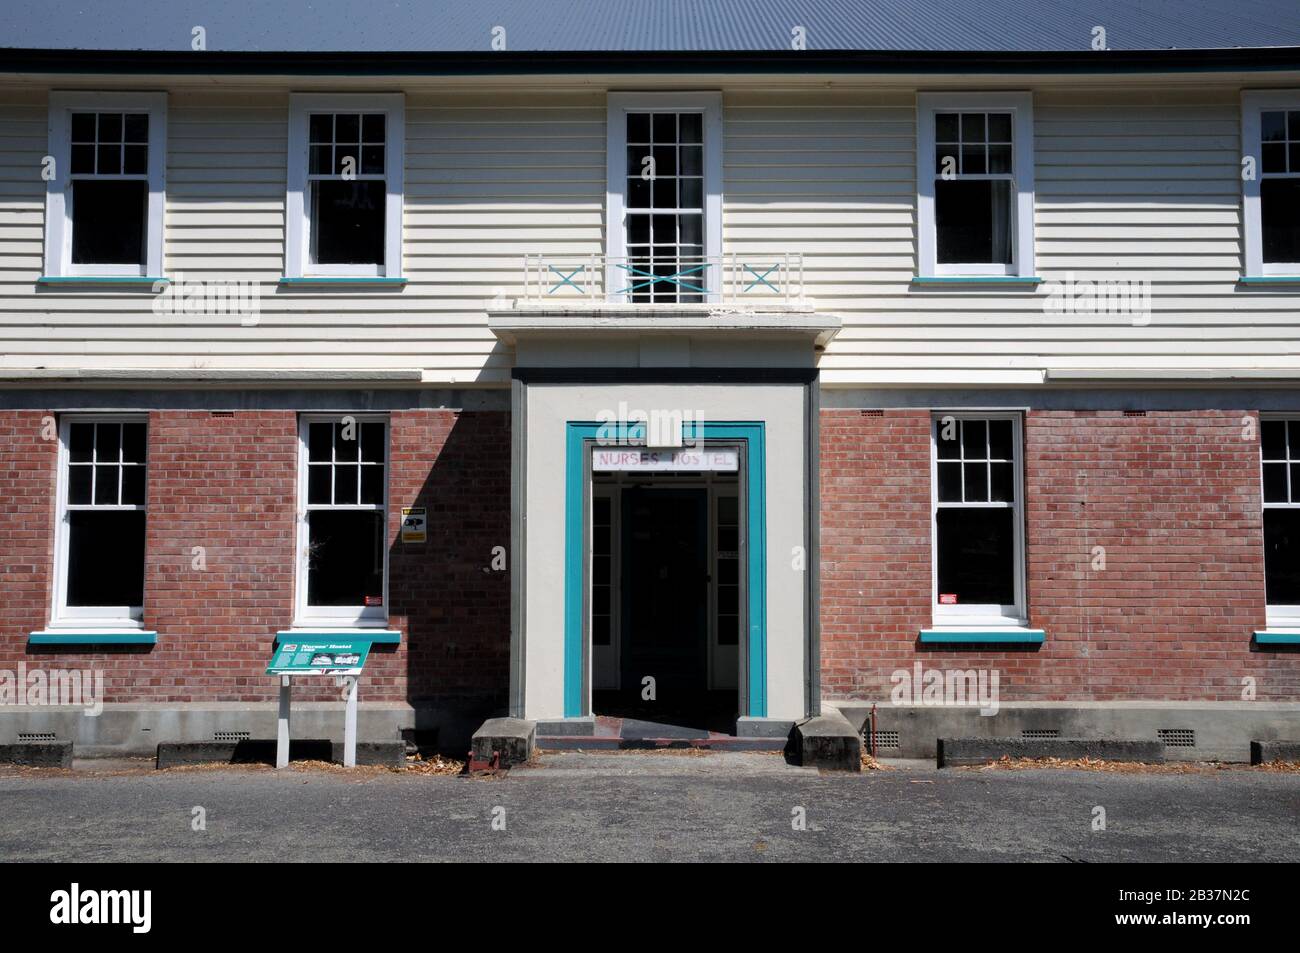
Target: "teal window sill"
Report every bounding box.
[919,628,1046,644]
[1253,630,1300,645]
[37,276,169,287]
[1238,276,1300,285]
[278,277,406,287]
[28,630,158,646]
[912,276,1043,286]
[276,629,401,645]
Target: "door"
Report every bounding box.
[620,487,709,699]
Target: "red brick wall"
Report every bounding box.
[0,408,511,706]
[820,408,1299,702]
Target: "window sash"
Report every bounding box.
[52,415,148,626]
[931,412,1026,624]
[1262,415,1300,621]
[295,414,390,625]
[1243,92,1300,276]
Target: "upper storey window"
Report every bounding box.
[286,94,404,279]
[43,92,167,279]
[606,93,722,303]
[1243,91,1300,277]
[916,92,1035,279]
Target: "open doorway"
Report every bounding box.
[590,457,741,734]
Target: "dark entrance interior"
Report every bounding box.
[592,478,739,735]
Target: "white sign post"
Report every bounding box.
[276,675,291,769]
[340,675,358,768]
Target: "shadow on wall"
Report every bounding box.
[385,410,512,721]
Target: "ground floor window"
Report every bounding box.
[1262,417,1300,624]
[55,416,148,625]
[931,412,1026,625]
[297,414,388,625]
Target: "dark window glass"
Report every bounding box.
[627,113,650,143]
[1263,111,1287,142]
[124,113,148,143]
[360,466,384,505]
[312,180,385,265]
[1264,463,1289,503]
[935,112,959,142]
[937,462,962,502]
[1263,142,1287,174]
[961,419,987,458]
[936,422,960,459]
[309,113,332,143]
[988,419,1013,459]
[71,112,96,141]
[334,113,360,142]
[121,423,147,464]
[360,422,385,463]
[936,508,1015,605]
[361,113,385,143]
[964,462,988,501]
[961,113,985,141]
[1265,509,1300,604]
[307,511,384,606]
[96,423,121,462]
[652,113,675,141]
[987,113,1012,142]
[990,462,1014,502]
[1263,179,1300,263]
[66,511,145,607]
[307,464,332,504]
[71,181,146,266]
[679,113,702,143]
[71,145,94,174]
[308,422,333,461]
[94,465,119,505]
[334,464,359,505]
[98,112,122,141]
[68,465,92,505]
[1262,420,1287,460]
[69,423,94,462]
[935,179,1013,265]
[120,466,146,506]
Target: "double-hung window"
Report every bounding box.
[296,415,389,626]
[286,94,404,279]
[53,417,148,627]
[606,92,722,302]
[1261,418,1300,625]
[43,92,166,279]
[1242,91,1300,277]
[917,92,1035,278]
[931,413,1027,625]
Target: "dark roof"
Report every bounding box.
[4,0,1300,54]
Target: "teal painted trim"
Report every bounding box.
[278,277,407,286]
[1254,631,1300,645]
[275,629,401,645]
[28,631,158,645]
[1238,276,1300,285]
[919,629,1045,644]
[911,276,1043,286]
[564,421,767,718]
[37,276,168,286]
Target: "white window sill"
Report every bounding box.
[277,627,400,645]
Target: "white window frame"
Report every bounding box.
[1242,90,1300,278]
[43,91,167,278]
[50,414,149,629]
[294,413,390,627]
[930,411,1028,627]
[606,91,723,302]
[1261,413,1300,626]
[916,92,1035,278]
[286,93,404,279]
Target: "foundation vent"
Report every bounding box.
[17,731,57,743]
[1021,729,1061,739]
[1157,728,1196,748]
[214,730,250,743]
[1122,410,1147,417]
[210,411,235,418]
[865,728,900,750]
[859,409,884,417]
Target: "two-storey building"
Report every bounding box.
[2,0,1300,760]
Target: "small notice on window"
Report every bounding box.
[939,593,958,605]
[401,507,427,543]
[364,595,384,607]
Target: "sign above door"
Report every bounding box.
[592,446,739,472]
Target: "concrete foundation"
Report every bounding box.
[1250,740,1300,764]
[792,710,861,771]
[937,737,1164,768]
[471,717,536,767]
[0,741,72,767]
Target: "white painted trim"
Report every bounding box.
[43,91,167,279]
[286,93,404,279]
[929,410,1028,626]
[52,414,149,627]
[1260,411,1300,619]
[606,91,723,302]
[916,91,1035,279]
[293,412,390,627]
[1242,90,1300,278]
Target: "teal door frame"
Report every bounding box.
[564,420,766,718]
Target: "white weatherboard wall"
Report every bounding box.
[521,382,809,722]
[0,83,1294,385]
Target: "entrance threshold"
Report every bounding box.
[536,714,787,752]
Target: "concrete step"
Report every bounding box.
[537,734,786,752]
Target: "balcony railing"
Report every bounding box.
[522,254,805,305]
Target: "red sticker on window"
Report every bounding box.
[364,595,384,607]
[939,593,958,605]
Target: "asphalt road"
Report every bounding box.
[1,753,1297,862]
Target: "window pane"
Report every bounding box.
[334,464,359,505]
[963,461,988,501]
[123,144,148,175]
[936,508,1015,606]
[652,113,675,141]
[1265,509,1300,604]
[935,179,1013,265]
[335,113,360,142]
[120,466,146,506]
[361,145,384,175]
[312,180,385,265]
[1264,463,1289,503]
[68,465,92,505]
[1262,111,1287,142]
[308,422,333,461]
[334,144,359,175]
[937,462,962,502]
[1262,419,1287,460]
[97,143,121,174]
[96,422,121,462]
[990,461,1014,503]
[935,112,959,142]
[961,419,986,458]
[121,423,146,464]
[1262,179,1300,264]
[307,464,332,504]
[1263,142,1287,175]
[94,465,119,505]
[628,177,650,208]
[309,145,331,174]
[652,145,676,176]
[679,113,702,143]
[936,421,960,459]
[936,144,959,175]
[98,112,122,141]
[71,144,95,174]
[652,177,675,207]
[306,511,384,606]
[988,419,1013,459]
[69,423,94,462]
[71,181,146,266]
[1290,421,1300,455]
[961,113,985,142]
[124,113,148,143]
[987,144,1012,174]
[66,510,145,607]
[627,113,650,142]
[987,113,1012,142]
[361,113,385,143]
[309,113,333,143]
[360,465,384,505]
[679,145,702,175]
[360,422,385,462]
[961,143,986,174]
[71,112,96,141]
